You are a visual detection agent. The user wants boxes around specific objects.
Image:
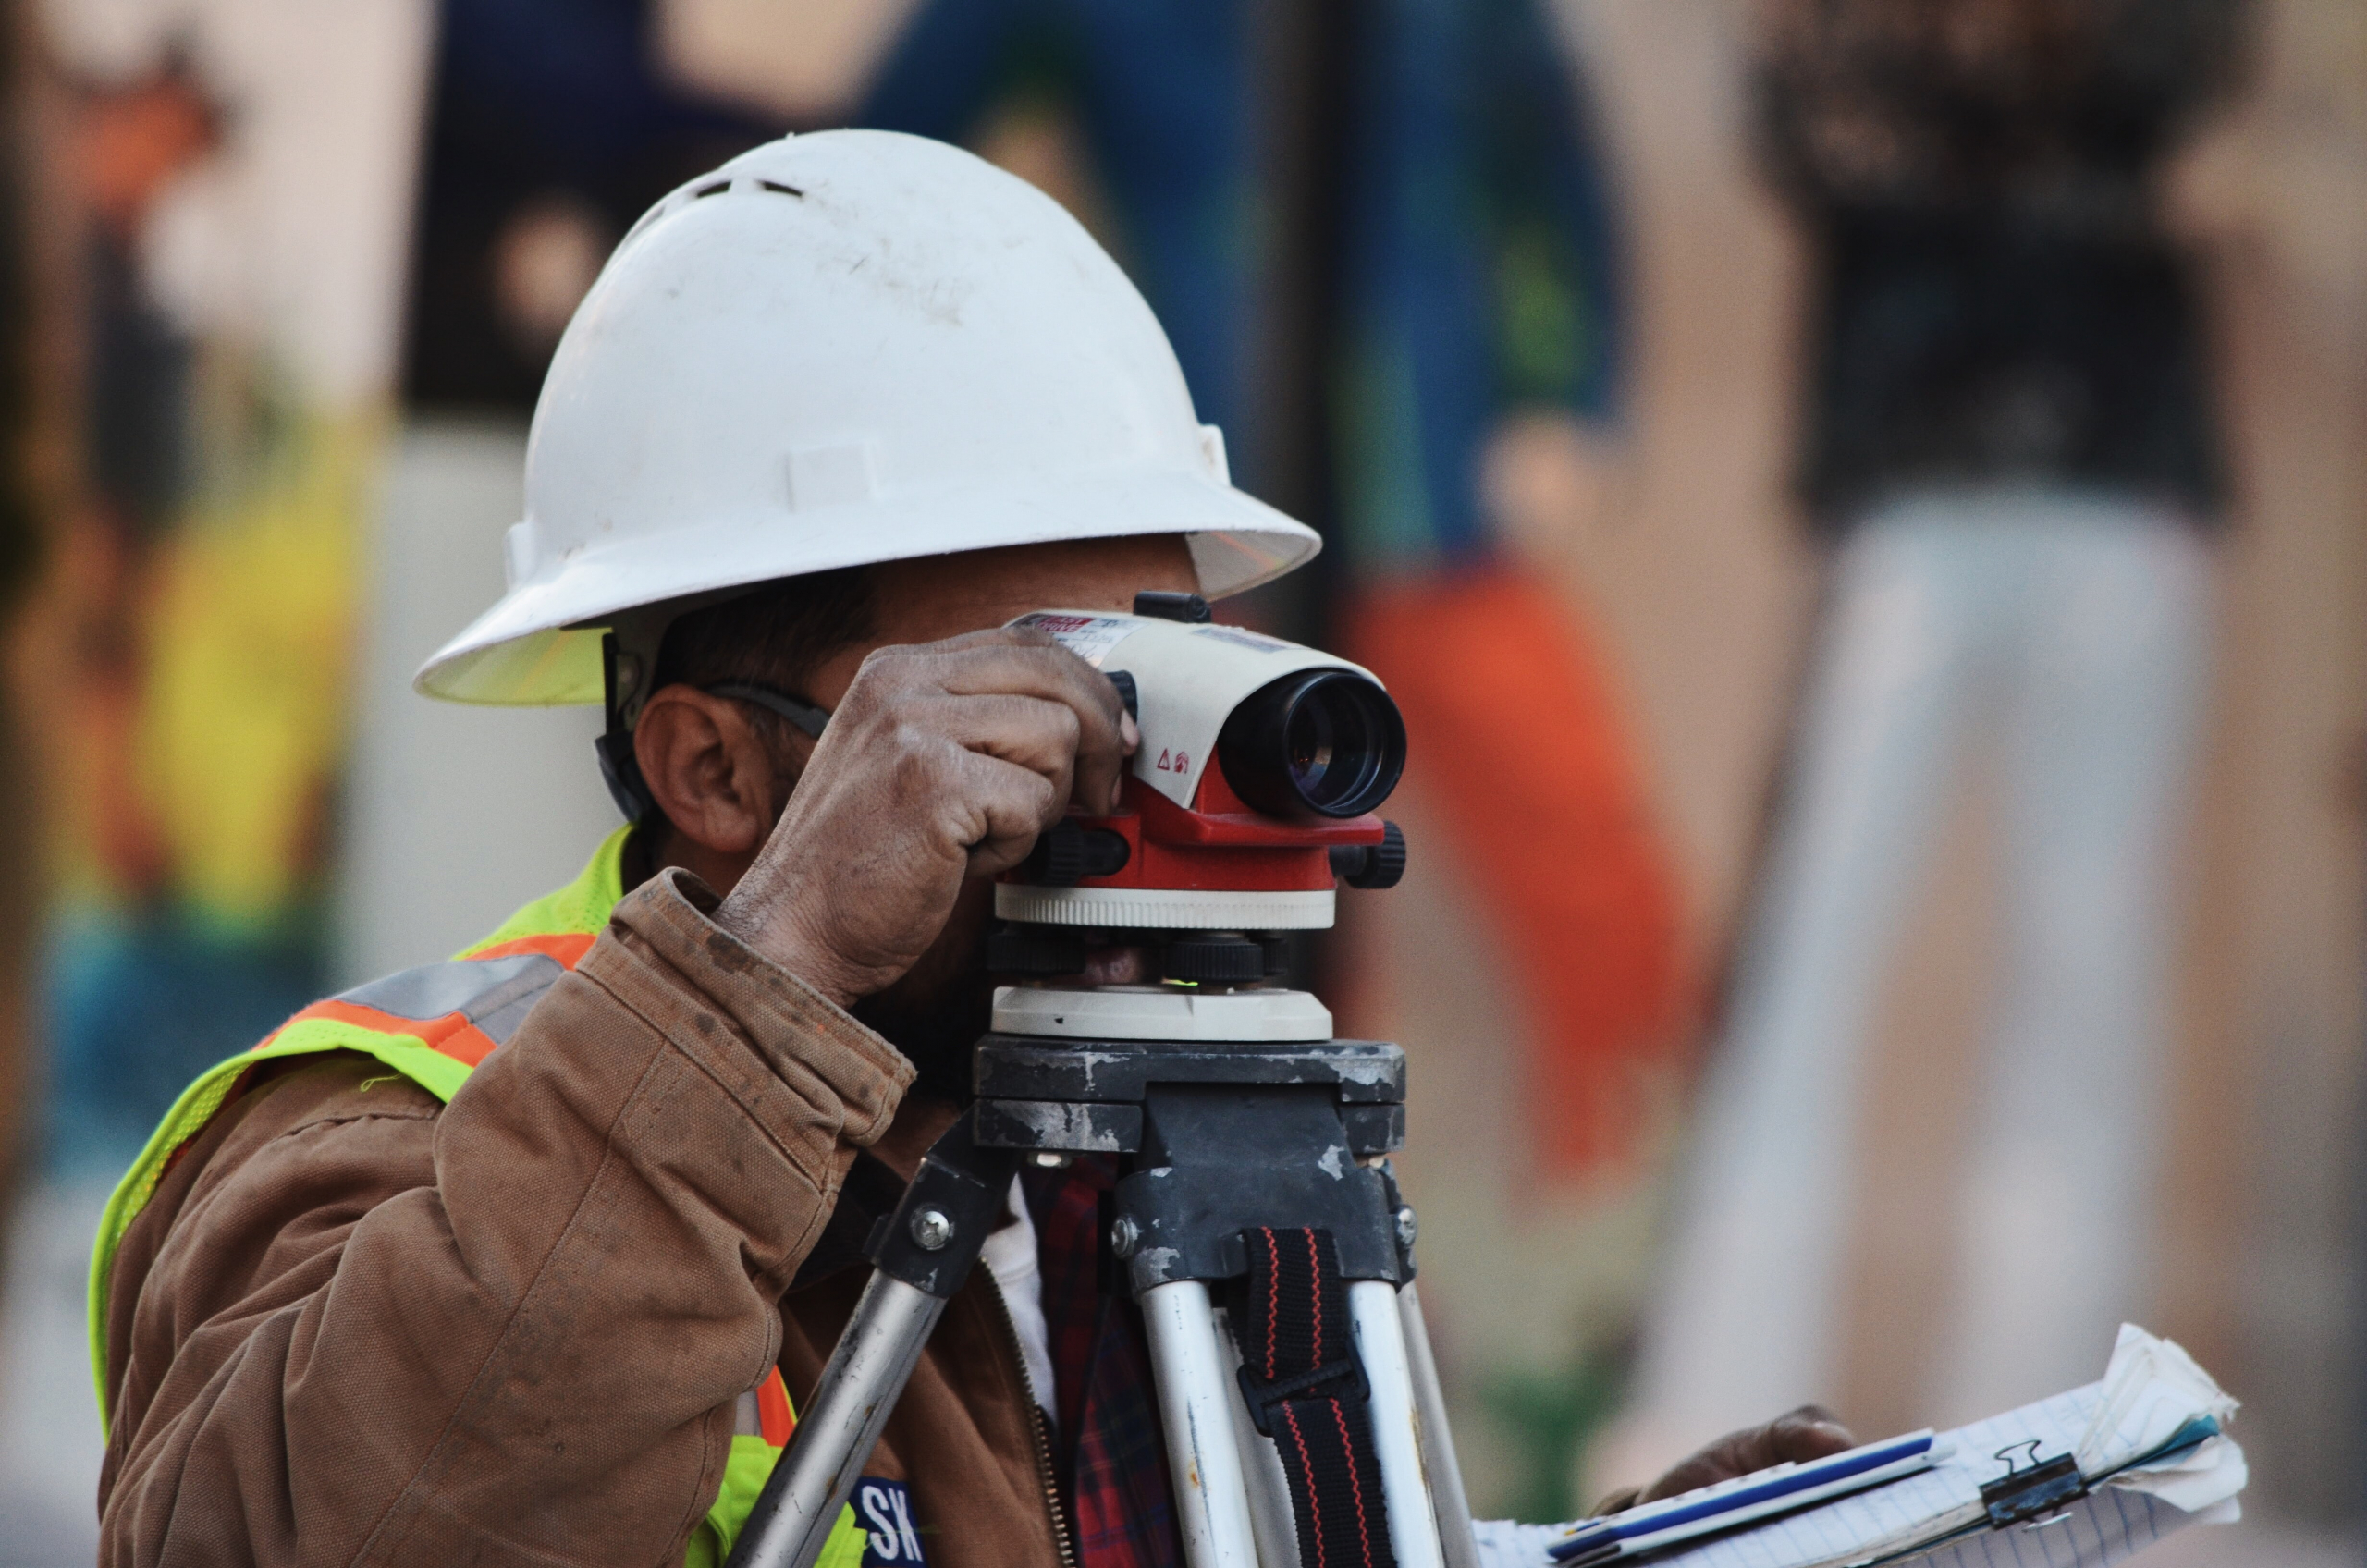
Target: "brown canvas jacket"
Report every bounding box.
[96,868,1067,1568]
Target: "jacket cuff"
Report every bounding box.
[606,868,914,1145]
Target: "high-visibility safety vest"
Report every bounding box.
[89,828,881,1567]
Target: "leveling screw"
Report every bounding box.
[1395,1207,1418,1248]
[910,1207,954,1251]
[1110,1215,1141,1260]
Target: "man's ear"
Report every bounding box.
[632,686,785,856]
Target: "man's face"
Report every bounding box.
[799,534,1198,1096]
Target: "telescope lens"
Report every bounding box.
[1219,668,1406,819]
[1287,701,1336,797]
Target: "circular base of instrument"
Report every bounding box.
[993,883,1335,930]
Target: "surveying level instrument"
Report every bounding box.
[728,594,1479,1568]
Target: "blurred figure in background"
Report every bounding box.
[1628,0,2245,1448]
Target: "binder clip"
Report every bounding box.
[1980,1440,2088,1527]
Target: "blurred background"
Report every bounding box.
[0,0,2361,1562]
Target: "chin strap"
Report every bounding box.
[596,631,660,825]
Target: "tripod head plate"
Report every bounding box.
[991,984,1332,1042]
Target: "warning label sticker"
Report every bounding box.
[1011,612,1137,668]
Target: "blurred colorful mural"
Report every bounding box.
[17,0,434,1179]
[2,3,2362,1562]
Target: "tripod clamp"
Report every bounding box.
[732,1002,1477,1568]
[863,1114,1022,1296]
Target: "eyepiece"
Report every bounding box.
[1217,668,1407,819]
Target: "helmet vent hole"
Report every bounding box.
[759,180,805,198]
[694,179,732,198]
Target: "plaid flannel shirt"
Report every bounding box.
[1024,1158,1184,1568]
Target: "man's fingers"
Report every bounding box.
[877,641,1129,812]
[894,637,1121,717]
[950,751,1064,876]
[1637,1405,1857,1503]
[915,624,1058,654]
[1766,1406,1856,1463]
[1726,1407,1853,1473]
[917,693,1084,778]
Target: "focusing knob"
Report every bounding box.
[1024,821,1133,886]
[1161,935,1267,984]
[1330,820,1407,890]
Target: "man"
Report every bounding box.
[92,131,1846,1567]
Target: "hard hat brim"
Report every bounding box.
[413,468,1321,705]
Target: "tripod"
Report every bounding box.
[725,949,1481,1568]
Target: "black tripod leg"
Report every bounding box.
[726,1110,1022,1568]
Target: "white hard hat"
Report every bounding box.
[416,129,1320,706]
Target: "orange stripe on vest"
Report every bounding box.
[267,999,502,1067]
[469,932,598,967]
[756,1367,796,1446]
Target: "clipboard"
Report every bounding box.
[1474,1326,2246,1568]
[1547,1431,1941,1564]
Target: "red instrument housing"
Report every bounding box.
[1010,761,1385,893]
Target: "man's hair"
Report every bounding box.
[641,564,877,790]
[651,565,876,708]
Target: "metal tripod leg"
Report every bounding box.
[1143,1280,1263,1567]
[725,1114,1019,1568]
[727,1274,943,1568]
[1399,1281,1480,1568]
[1351,1280,1446,1568]
[1147,1271,1451,1568]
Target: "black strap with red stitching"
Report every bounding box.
[1236,1226,1399,1568]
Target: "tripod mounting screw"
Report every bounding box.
[1394,1206,1418,1248]
[909,1207,956,1251]
[1110,1215,1141,1260]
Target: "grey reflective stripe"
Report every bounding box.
[334,953,567,1046]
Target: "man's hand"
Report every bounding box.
[1595,1405,1857,1516]
[714,627,1134,1005]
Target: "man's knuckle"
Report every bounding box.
[889,736,949,796]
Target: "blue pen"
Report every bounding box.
[1548,1430,1939,1563]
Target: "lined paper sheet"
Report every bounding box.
[1474,1327,2243,1568]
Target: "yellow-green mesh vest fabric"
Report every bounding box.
[84,827,873,1563]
